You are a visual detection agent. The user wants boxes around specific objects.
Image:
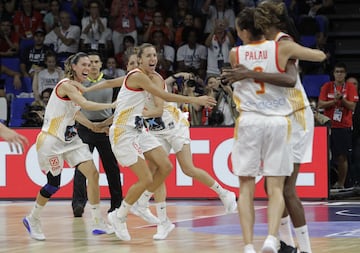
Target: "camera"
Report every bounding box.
[185,79,204,95]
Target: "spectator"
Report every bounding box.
[151,30,175,79]
[0,1,11,22]
[170,0,192,29]
[143,11,173,44]
[20,28,52,79]
[201,0,235,36]
[138,0,159,37]
[114,35,135,70]
[59,0,84,26]
[102,56,126,79]
[318,63,359,189]
[0,17,20,57]
[13,0,43,53]
[43,0,61,34]
[80,0,112,57]
[44,11,81,68]
[22,88,53,127]
[32,0,51,15]
[110,0,139,54]
[205,18,235,77]
[32,51,64,104]
[174,12,194,48]
[201,75,237,126]
[176,27,207,80]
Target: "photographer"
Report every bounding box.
[202,75,238,126]
[22,88,53,127]
[167,72,204,126]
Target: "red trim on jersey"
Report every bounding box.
[55,79,71,101]
[236,46,240,64]
[275,42,285,73]
[124,68,144,91]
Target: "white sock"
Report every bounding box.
[30,203,44,219]
[155,202,167,223]
[138,190,153,206]
[279,215,295,247]
[244,244,256,253]
[116,201,131,220]
[211,181,226,196]
[89,203,101,219]
[295,225,312,253]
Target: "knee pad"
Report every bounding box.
[40,184,59,198]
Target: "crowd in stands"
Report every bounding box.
[0,0,341,127]
[0,0,359,193]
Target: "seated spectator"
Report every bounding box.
[138,0,159,37]
[43,0,61,34]
[170,0,192,29]
[32,0,50,15]
[32,51,64,104]
[110,0,139,54]
[174,12,194,48]
[80,0,112,57]
[201,0,235,36]
[59,0,84,26]
[205,19,235,77]
[20,28,52,79]
[102,56,126,79]
[143,11,174,44]
[114,35,135,70]
[13,0,43,53]
[0,1,11,22]
[0,17,20,57]
[44,11,80,68]
[176,27,207,80]
[151,30,175,79]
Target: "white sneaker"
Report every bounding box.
[91,217,114,235]
[130,201,160,224]
[107,210,131,241]
[153,219,175,240]
[261,243,277,253]
[23,215,45,241]
[220,190,237,214]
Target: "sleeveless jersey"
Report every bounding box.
[41,78,81,143]
[112,68,148,131]
[232,40,293,116]
[275,31,310,128]
[146,72,189,129]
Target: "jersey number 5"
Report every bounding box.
[254,66,265,94]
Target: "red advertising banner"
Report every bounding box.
[0,127,328,199]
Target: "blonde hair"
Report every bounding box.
[254,1,287,32]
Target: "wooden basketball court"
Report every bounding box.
[1,199,359,253]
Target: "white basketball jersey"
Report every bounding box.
[275,32,310,129]
[145,72,189,128]
[232,40,293,116]
[112,68,148,129]
[41,78,81,142]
